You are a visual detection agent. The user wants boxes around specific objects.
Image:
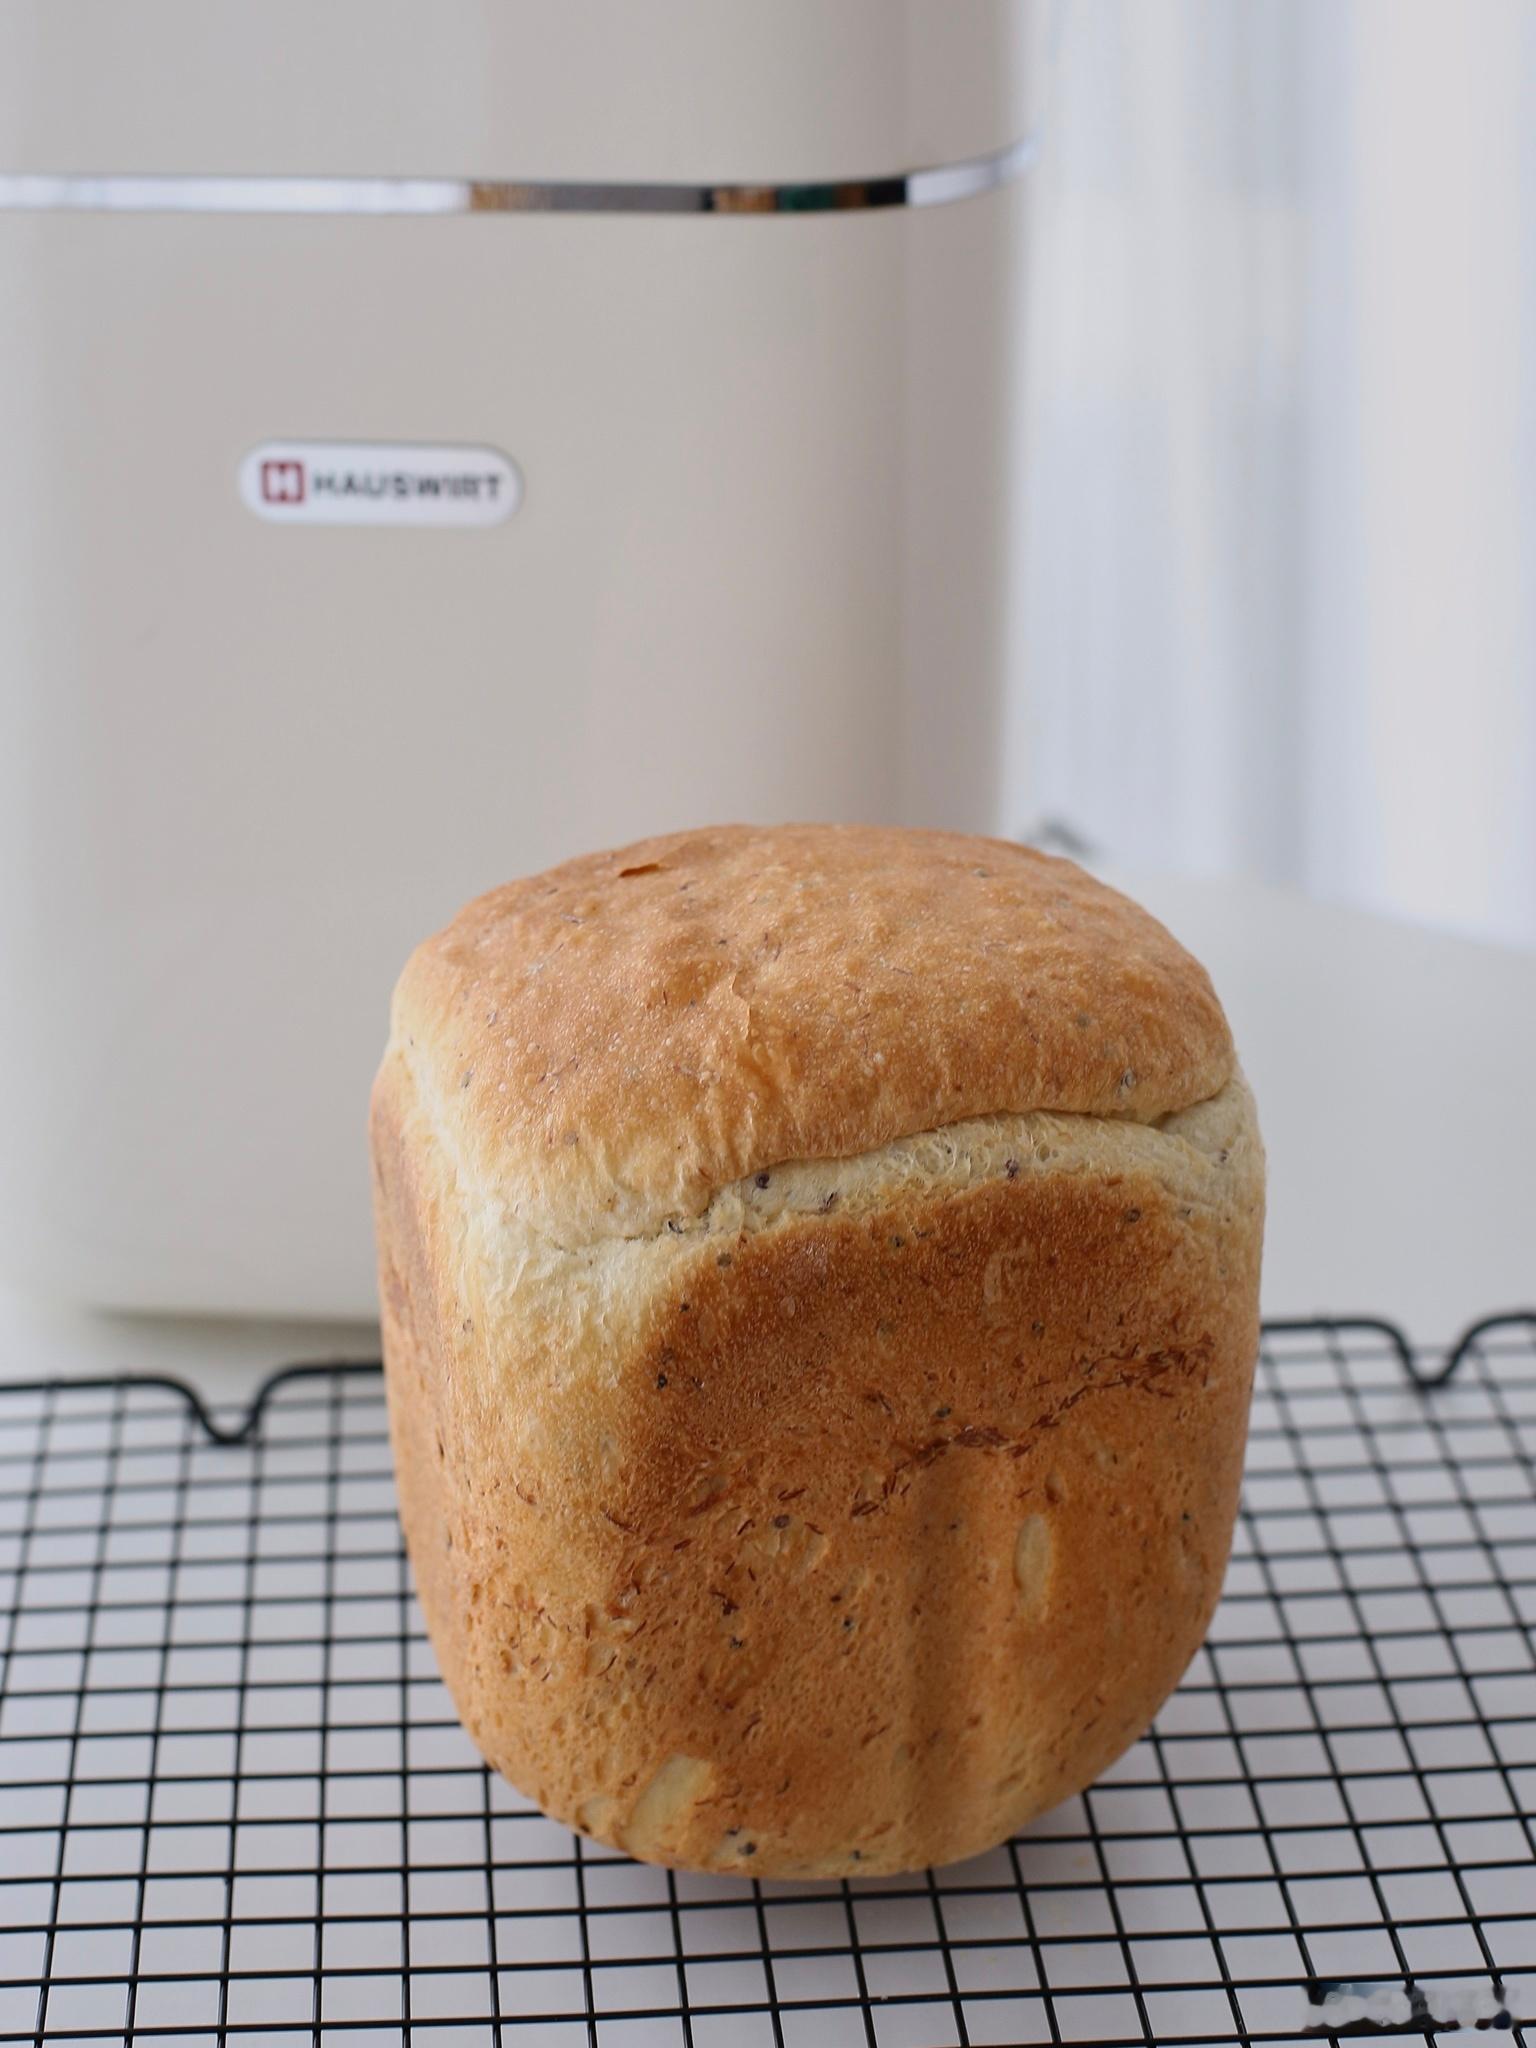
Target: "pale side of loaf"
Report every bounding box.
[372,824,1264,1876]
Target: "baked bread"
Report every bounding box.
[371,823,1263,1876]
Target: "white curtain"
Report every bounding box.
[1009,0,1536,951]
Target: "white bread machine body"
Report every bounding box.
[0,1,1042,1317]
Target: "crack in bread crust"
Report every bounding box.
[387,825,1237,1249]
[396,1019,1257,1373]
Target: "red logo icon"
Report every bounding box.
[260,459,306,505]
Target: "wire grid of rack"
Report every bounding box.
[1,1318,1534,2048]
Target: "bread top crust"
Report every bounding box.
[384,824,1235,1244]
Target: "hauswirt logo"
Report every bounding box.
[239,441,520,528]
[260,459,306,506]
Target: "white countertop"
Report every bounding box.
[1122,870,1535,1351]
[1,873,1530,1402]
[0,1287,378,1410]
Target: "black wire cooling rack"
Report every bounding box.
[1,1314,1534,2048]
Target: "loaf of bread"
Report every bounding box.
[371,824,1263,1876]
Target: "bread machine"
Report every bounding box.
[0,1,1045,1318]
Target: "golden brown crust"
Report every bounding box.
[388,824,1235,1245]
[373,828,1263,1875]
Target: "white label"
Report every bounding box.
[239,440,520,527]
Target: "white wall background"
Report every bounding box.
[1010,0,1536,951]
